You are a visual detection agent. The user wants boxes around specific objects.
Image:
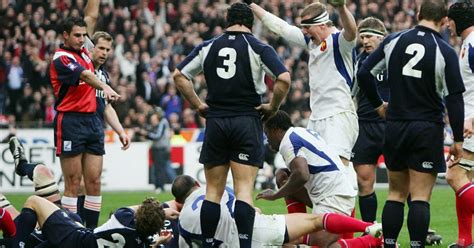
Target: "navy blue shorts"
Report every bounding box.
[42,210,96,247]
[54,112,105,156]
[383,121,445,173]
[352,122,385,165]
[200,116,264,168]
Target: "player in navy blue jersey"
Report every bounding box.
[9,195,173,248]
[357,0,465,247]
[351,17,388,225]
[173,3,290,247]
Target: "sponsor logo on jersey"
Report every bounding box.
[422,161,433,169]
[238,153,249,161]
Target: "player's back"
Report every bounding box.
[383,25,459,122]
[179,187,238,247]
[93,208,146,248]
[177,31,286,118]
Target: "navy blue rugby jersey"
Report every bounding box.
[359,25,465,123]
[94,65,111,123]
[353,51,390,122]
[177,31,288,118]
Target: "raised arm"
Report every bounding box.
[84,0,100,37]
[248,3,308,48]
[336,4,357,42]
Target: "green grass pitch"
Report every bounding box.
[4,186,465,247]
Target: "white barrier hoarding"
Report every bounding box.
[0,129,152,192]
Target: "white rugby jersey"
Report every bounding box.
[460,32,474,119]
[279,127,357,204]
[261,11,356,120]
[179,187,239,247]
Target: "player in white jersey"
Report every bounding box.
[176,175,382,248]
[247,0,358,167]
[257,111,357,247]
[447,2,474,247]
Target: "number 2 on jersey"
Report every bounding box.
[217,48,237,79]
[402,43,425,78]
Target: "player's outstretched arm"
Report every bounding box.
[173,69,208,117]
[84,0,100,37]
[104,104,130,150]
[248,2,308,48]
[80,70,120,101]
[336,4,357,42]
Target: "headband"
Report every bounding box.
[301,11,330,26]
[359,28,385,37]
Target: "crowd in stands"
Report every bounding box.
[0,0,461,132]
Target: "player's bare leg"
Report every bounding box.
[231,161,259,248]
[12,196,60,247]
[447,150,474,247]
[355,164,377,223]
[60,154,83,213]
[201,164,229,247]
[81,153,103,228]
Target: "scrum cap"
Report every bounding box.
[448,0,474,36]
[227,3,254,30]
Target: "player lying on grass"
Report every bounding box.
[0,136,176,248]
[172,175,383,247]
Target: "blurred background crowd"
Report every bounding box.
[0,0,461,133]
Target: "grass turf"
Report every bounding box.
[4,185,462,247]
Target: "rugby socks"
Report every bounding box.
[359,192,377,223]
[0,208,16,237]
[200,200,220,247]
[61,196,78,213]
[15,161,38,180]
[381,200,405,248]
[407,201,430,248]
[341,209,356,239]
[83,195,102,228]
[12,208,36,247]
[77,195,85,221]
[455,182,474,245]
[285,198,307,213]
[338,235,382,248]
[323,213,371,233]
[234,200,255,248]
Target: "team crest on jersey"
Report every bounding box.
[81,52,91,63]
[320,40,327,52]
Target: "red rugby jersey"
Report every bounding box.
[49,45,96,113]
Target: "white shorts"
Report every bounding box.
[345,163,359,191]
[312,195,355,216]
[252,214,286,247]
[463,136,474,153]
[307,112,359,160]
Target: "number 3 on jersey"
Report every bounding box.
[217,48,237,79]
[402,43,425,78]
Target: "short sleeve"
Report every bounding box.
[53,56,86,86]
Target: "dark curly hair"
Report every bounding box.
[135,197,165,241]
